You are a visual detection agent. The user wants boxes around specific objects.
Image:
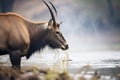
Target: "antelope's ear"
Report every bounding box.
[58,21,63,28]
[47,19,53,29]
[48,19,53,26]
[59,21,63,25]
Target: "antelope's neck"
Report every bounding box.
[25,22,49,58]
[26,22,48,40]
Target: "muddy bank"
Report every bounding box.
[1,66,120,80]
[0,66,70,80]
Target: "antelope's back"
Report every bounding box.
[0,13,30,52]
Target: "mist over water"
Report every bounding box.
[54,0,120,51]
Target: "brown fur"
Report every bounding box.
[0,11,68,69]
[0,13,30,55]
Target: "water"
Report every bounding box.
[0,50,120,80]
[69,51,120,68]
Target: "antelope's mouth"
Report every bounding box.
[61,44,69,50]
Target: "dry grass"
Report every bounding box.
[0,65,102,80]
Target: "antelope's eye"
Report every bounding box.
[56,31,60,34]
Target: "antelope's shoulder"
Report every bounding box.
[0,12,28,21]
[0,12,23,17]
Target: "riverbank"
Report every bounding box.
[0,65,120,80]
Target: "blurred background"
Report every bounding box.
[0,0,120,51]
[0,0,120,79]
[0,0,120,60]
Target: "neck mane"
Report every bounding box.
[25,21,49,59]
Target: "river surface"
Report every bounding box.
[0,50,120,80]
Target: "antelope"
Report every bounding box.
[0,0,68,69]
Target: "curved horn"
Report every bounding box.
[49,1,58,22]
[49,1,57,15]
[42,0,56,25]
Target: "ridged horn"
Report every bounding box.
[49,1,58,22]
[42,0,56,25]
[49,1,57,15]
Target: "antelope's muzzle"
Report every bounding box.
[61,44,69,50]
